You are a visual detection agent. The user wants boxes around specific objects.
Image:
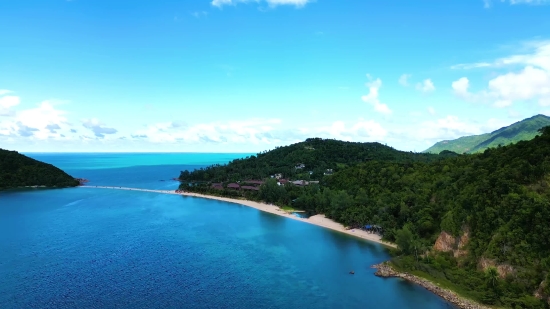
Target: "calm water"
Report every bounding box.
[0,153,455,309]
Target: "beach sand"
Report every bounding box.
[182,192,396,248]
[81,186,396,248]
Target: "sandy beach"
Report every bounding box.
[81,186,396,248]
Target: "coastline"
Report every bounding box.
[182,191,397,248]
[372,262,490,309]
[79,186,395,248]
[80,185,490,308]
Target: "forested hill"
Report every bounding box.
[302,128,550,307]
[424,114,550,154]
[0,149,79,189]
[179,129,550,307]
[179,138,456,182]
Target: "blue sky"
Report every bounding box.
[1,0,550,152]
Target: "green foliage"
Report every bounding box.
[425,114,550,154]
[0,149,79,189]
[179,138,448,182]
[178,126,550,307]
[395,225,414,255]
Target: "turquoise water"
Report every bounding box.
[0,153,455,309]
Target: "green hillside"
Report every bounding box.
[179,128,550,308]
[179,138,456,183]
[0,149,79,190]
[424,114,550,154]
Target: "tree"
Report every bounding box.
[395,225,414,255]
[486,266,499,288]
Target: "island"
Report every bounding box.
[0,148,80,190]
[177,125,550,308]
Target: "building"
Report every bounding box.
[277,179,289,186]
[211,183,223,190]
[292,180,309,186]
[295,163,305,169]
[242,180,264,185]
[227,183,240,190]
[324,169,334,175]
[241,185,260,191]
[274,173,283,179]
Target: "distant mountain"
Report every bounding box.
[0,149,79,190]
[424,114,550,154]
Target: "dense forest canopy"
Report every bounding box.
[179,128,550,308]
[424,114,550,154]
[0,149,79,189]
[179,138,457,182]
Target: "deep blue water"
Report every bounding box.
[0,153,455,309]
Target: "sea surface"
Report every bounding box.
[0,153,455,309]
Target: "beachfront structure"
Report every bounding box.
[292,180,308,186]
[211,183,223,190]
[242,180,264,185]
[241,185,260,191]
[227,183,240,190]
[277,179,289,186]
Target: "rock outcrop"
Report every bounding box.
[534,280,550,305]
[372,262,490,309]
[478,258,515,279]
[433,228,469,258]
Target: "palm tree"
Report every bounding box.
[486,267,499,288]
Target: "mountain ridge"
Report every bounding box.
[424,114,550,154]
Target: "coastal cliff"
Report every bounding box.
[372,262,490,309]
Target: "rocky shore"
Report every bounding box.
[372,262,491,309]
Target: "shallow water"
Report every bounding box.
[0,153,455,309]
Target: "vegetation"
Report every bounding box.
[424,114,550,154]
[179,125,550,308]
[179,137,455,183]
[0,149,79,190]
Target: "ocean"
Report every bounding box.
[0,153,455,309]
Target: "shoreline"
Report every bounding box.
[372,262,490,309]
[79,186,396,248]
[182,191,397,248]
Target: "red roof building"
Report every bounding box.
[227,183,240,189]
[241,186,260,191]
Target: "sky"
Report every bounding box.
[1,0,550,152]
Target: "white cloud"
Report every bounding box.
[361,75,392,115]
[452,77,472,100]
[398,74,411,87]
[452,41,550,108]
[0,89,12,96]
[306,120,387,142]
[0,100,73,139]
[212,0,312,8]
[415,115,509,145]
[451,62,492,70]
[82,118,118,138]
[191,11,208,18]
[130,117,388,148]
[483,0,550,7]
[416,79,436,93]
[0,95,20,116]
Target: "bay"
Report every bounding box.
[0,153,455,309]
